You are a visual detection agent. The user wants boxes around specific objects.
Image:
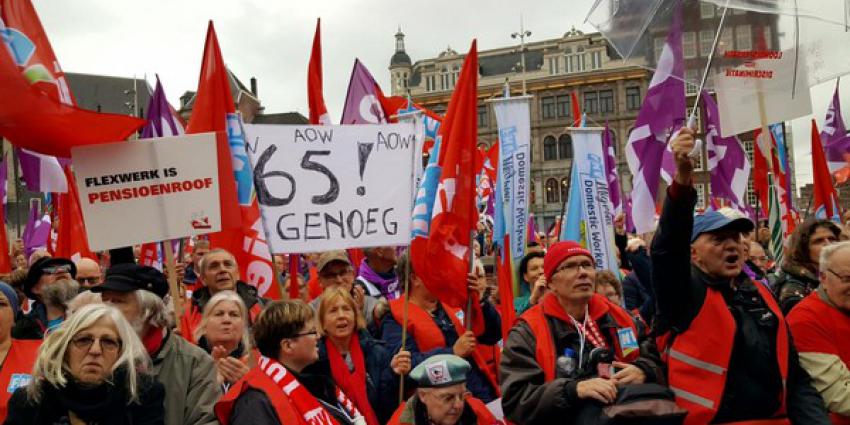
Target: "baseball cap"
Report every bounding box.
[316,251,351,274]
[691,210,754,242]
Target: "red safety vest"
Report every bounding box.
[216,367,330,425]
[179,298,262,345]
[663,283,789,425]
[387,395,503,425]
[0,339,41,423]
[388,299,500,397]
[519,293,640,382]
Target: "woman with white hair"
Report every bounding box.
[194,290,254,392]
[5,303,165,424]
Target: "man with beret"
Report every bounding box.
[652,128,828,424]
[12,256,75,339]
[500,241,662,424]
[311,250,382,326]
[93,263,220,425]
[388,354,502,425]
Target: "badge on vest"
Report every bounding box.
[617,328,639,357]
[7,374,31,393]
[455,310,465,323]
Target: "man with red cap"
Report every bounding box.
[652,128,828,424]
[500,240,664,424]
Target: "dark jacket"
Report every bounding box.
[5,371,165,425]
[771,263,820,315]
[11,302,46,340]
[381,300,502,403]
[302,329,400,423]
[651,181,830,424]
[499,304,663,424]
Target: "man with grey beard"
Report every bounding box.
[92,263,219,425]
[40,278,80,333]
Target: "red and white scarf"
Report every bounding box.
[326,334,380,425]
[257,356,363,425]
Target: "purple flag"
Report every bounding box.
[22,204,50,258]
[623,194,636,234]
[141,76,184,138]
[822,79,850,173]
[624,4,684,234]
[340,59,388,124]
[16,148,68,193]
[602,123,622,215]
[0,156,6,206]
[703,92,751,212]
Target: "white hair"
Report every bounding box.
[135,289,170,330]
[820,241,850,273]
[193,290,251,353]
[28,304,149,403]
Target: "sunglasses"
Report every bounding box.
[42,264,72,274]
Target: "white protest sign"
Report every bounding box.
[243,124,416,253]
[72,132,222,251]
[716,48,812,137]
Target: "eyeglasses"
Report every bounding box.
[43,264,72,274]
[555,261,594,274]
[828,269,850,284]
[433,390,470,405]
[71,335,122,353]
[287,330,319,340]
[77,276,100,285]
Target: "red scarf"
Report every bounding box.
[542,294,608,349]
[258,356,362,425]
[142,327,166,356]
[326,334,379,425]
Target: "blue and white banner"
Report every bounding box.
[492,96,531,264]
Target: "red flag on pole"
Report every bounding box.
[571,91,582,127]
[0,156,11,274]
[307,18,332,125]
[410,40,480,309]
[186,21,280,299]
[54,167,94,262]
[811,119,842,221]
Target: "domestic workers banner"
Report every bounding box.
[71,132,222,250]
[244,124,416,253]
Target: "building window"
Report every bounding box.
[560,177,569,202]
[700,3,715,18]
[654,37,665,62]
[556,95,571,119]
[718,28,734,54]
[530,180,537,205]
[549,57,560,74]
[544,136,558,161]
[584,91,599,114]
[576,53,586,72]
[685,69,700,95]
[426,75,436,92]
[545,178,560,204]
[626,87,641,110]
[590,51,602,70]
[558,134,573,159]
[760,26,772,50]
[699,29,714,57]
[736,25,752,51]
[452,65,460,88]
[477,105,488,128]
[441,67,450,90]
[541,96,557,120]
[599,90,615,114]
[695,183,706,209]
[565,55,573,73]
[683,32,697,59]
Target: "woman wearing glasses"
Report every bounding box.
[5,303,165,425]
[216,300,366,425]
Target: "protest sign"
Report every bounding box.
[716,48,812,137]
[244,123,416,253]
[71,132,222,251]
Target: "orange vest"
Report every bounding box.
[664,283,789,425]
[180,300,262,345]
[388,299,500,397]
[216,367,316,425]
[387,395,503,425]
[519,293,640,382]
[0,339,41,422]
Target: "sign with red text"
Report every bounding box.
[71,133,222,250]
[244,123,415,253]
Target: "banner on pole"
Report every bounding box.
[72,132,222,251]
[244,124,416,253]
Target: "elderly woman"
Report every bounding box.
[304,287,411,424]
[5,303,164,424]
[194,290,253,392]
[0,282,40,423]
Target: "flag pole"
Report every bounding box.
[162,240,183,322]
[398,252,411,405]
[466,229,476,331]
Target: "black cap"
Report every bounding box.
[92,263,169,298]
[24,257,77,300]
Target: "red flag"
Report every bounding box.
[186,22,280,299]
[288,254,300,300]
[0,0,144,156]
[571,91,582,126]
[0,156,10,274]
[138,243,160,267]
[307,18,332,125]
[752,128,770,219]
[54,168,94,261]
[811,119,842,221]
[495,235,515,342]
[410,40,479,309]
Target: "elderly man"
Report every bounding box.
[389,354,501,425]
[93,263,219,425]
[788,241,850,423]
[652,127,829,424]
[180,248,265,344]
[500,241,663,424]
[74,257,103,289]
[356,246,400,300]
[310,250,381,326]
[12,256,76,339]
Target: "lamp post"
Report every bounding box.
[511,16,532,95]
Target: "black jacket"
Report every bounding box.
[11,302,46,340]
[5,371,165,425]
[651,182,829,424]
[302,329,400,423]
[770,264,820,315]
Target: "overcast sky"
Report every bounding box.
[31,0,850,192]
